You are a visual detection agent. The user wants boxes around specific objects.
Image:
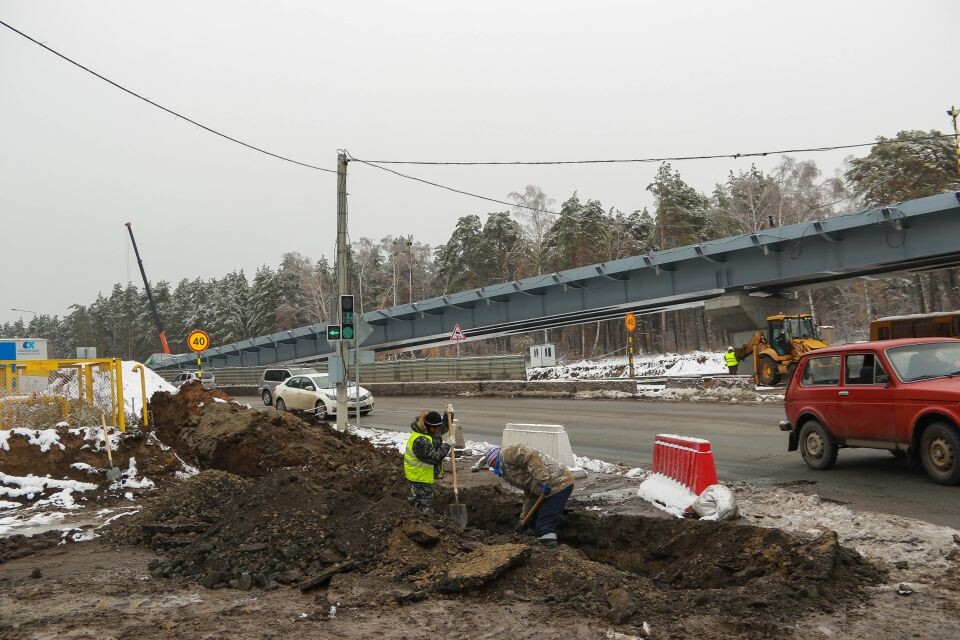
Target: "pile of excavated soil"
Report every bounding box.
[110,468,467,591]
[435,486,886,635]
[149,384,406,495]
[111,385,887,638]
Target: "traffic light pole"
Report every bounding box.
[335,151,349,431]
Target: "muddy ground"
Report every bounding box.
[2,382,958,639]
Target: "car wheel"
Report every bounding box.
[920,422,960,485]
[261,389,272,406]
[275,398,287,412]
[314,400,327,420]
[799,420,838,470]
[757,355,781,386]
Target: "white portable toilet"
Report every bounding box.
[529,343,557,368]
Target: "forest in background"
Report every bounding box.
[4,130,960,363]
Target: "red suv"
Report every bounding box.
[780,337,960,485]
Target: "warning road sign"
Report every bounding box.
[624,312,637,332]
[450,323,466,341]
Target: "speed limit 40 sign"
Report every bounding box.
[187,330,210,353]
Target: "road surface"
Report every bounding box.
[235,395,960,528]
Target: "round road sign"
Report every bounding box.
[624,313,637,332]
[187,330,210,353]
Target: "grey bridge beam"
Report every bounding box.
[153,192,960,370]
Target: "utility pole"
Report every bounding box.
[335,151,349,431]
[948,106,960,176]
[407,238,414,304]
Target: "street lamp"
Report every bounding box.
[406,239,414,304]
[948,106,960,177]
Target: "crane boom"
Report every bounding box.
[124,222,171,355]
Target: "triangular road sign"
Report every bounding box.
[450,323,466,341]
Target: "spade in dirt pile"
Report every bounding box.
[100,413,122,481]
[446,406,468,528]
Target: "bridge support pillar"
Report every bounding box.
[704,293,804,376]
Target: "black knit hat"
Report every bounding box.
[424,411,445,428]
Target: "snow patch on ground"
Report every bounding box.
[636,473,697,517]
[636,386,784,404]
[529,351,727,380]
[736,485,960,571]
[0,428,65,452]
[351,425,644,480]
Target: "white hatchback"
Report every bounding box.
[273,373,374,419]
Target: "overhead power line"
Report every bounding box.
[351,133,957,166]
[0,19,334,172]
[349,156,562,215]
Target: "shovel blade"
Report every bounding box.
[449,503,468,528]
[106,467,122,481]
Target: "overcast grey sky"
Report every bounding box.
[1,0,957,325]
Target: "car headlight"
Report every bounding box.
[360,392,371,400]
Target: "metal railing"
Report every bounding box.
[155,355,526,385]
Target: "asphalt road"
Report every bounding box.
[235,395,960,529]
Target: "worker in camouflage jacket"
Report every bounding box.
[474,443,574,548]
[403,410,451,511]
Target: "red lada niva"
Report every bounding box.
[780,337,960,485]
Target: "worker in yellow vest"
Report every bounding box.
[404,410,451,511]
[724,346,739,374]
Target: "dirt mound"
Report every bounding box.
[149,387,406,495]
[110,468,467,591]
[432,484,885,635]
[113,392,887,638]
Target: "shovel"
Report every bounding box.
[446,409,468,528]
[100,413,122,481]
[519,494,546,529]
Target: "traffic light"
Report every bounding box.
[327,324,342,341]
[339,295,355,341]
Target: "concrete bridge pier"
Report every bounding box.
[704,293,804,377]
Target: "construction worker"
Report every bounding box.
[476,444,574,549]
[404,410,451,511]
[724,346,739,374]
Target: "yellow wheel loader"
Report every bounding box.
[738,314,828,386]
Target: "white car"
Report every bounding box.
[171,370,216,390]
[273,373,374,419]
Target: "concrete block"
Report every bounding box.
[502,423,577,469]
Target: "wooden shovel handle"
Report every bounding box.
[520,493,546,528]
[447,411,460,499]
[100,413,114,467]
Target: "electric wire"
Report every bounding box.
[0,19,335,173]
[351,133,957,166]
[349,156,562,214]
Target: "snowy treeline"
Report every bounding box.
[5,130,959,361]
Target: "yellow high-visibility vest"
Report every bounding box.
[724,351,739,367]
[404,432,435,483]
